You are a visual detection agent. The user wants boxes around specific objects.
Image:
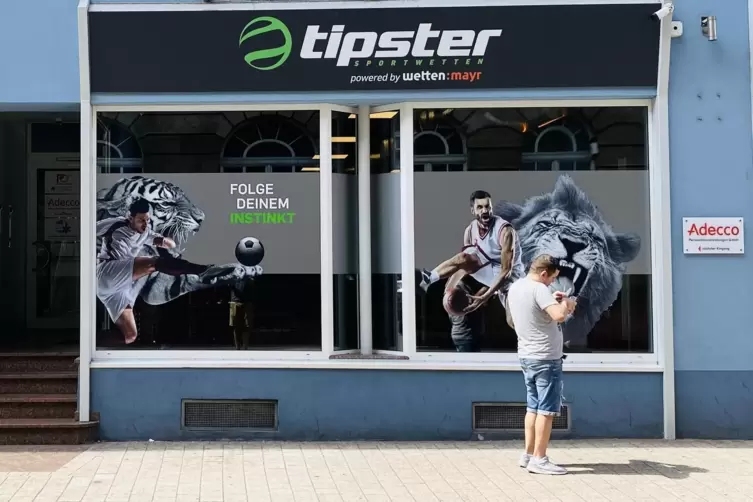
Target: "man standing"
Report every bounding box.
[419,190,524,335]
[229,278,255,350]
[506,254,577,475]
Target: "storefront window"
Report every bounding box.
[413,106,652,354]
[332,110,359,351]
[371,110,402,351]
[95,111,321,350]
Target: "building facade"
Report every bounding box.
[0,0,750,441]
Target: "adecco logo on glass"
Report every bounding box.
[239,17,293,71]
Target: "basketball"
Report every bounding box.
[235,237,265,267]
[442,287,470,317]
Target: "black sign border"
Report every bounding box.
[89,4,661,94]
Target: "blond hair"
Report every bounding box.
[529,254,558,275]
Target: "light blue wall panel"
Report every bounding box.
[0,0,80,108]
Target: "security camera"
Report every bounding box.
[701,16,717,41]
[652,4,674,21]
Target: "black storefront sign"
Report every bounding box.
[88,4,660,93]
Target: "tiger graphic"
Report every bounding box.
[96,176,256,307]
[96,176,205,257]
[494,174,641,350]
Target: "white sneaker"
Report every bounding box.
[526,456,568,475]
[518,453,531,468]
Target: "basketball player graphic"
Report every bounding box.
[419,190,525,322]
[97,198,233,344]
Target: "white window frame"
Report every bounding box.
[393,99,665,371]
[84,99,668,371]
[86,103,345,363]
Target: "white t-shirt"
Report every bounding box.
[507,276,563,360]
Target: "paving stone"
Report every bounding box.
[1,440,752,501]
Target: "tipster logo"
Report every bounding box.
[239,17,293,71]
[239,17,503,71]
[301,23,503,67]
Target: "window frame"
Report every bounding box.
[86,103,341,362]
[84,99,668,371]
[392,99,665,369]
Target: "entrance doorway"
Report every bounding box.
[0,116,80,349]
[27,153,80,331]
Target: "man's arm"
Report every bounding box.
[530,281,575,323]
[544,301,575,323]
[462,225,514,313]
[462,223,473,247]
[447,224,476,292]
[544,296,576,323]
[108,227,135,260]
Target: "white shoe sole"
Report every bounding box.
[527,465,568,475]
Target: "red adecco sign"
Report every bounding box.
[683,217,745,255]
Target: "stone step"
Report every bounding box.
[0,372,78,394]
[0,352,79,373]
[0,419,99,445]
[0,394,77,419]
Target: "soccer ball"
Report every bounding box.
[235,237,265,267]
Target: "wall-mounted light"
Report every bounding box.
[348,112,398,120]
[701,16,717,41]
[312,154,348,160]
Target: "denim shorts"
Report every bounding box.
[520,358,564,416]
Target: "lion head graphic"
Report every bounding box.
[494,174,641,349]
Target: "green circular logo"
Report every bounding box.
[239,16,292,71]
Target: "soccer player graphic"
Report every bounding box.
[419,190,525,322]
[96,198,223,344]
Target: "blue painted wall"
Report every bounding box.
[670,0,753,438]
[3,0,750,439]
[91,369,662,440]
[0,0,80,108]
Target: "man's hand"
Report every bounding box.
[154,237,176,249]
[562,297,577,315]
[464,290,493,314]
[553,291,568,302]
[553,292,577,313]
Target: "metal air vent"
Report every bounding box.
[182,399,277,431]
[473,403,570,432]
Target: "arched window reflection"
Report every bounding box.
[221,113,318,173]
[413,110,466,172]
[97,116,143,174]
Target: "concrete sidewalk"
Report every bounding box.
[0,440,751,501]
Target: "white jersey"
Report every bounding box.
[462,216,525,297]
[97,219,161,262]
